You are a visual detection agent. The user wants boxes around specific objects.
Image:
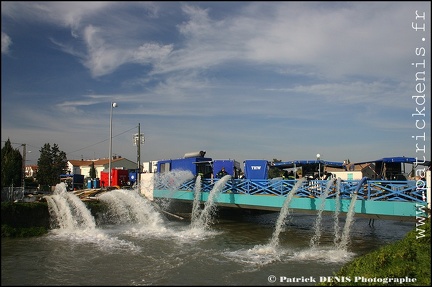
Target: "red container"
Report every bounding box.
[100,169,129,187]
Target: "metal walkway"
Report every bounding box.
[147,175,430,221]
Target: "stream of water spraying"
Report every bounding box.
[333,177,341,246]
[18,172,414,285]
[98,189,165,230]
[338,193,358,250]
[336,177,367,250]
[223,178,308,266]
[269,178,307,248]
[154,170,195,210]
[190,175,202,224]
[309,179,335,249]
[4,208,413,286]
[190,175,231,230]
[45,183,96,231]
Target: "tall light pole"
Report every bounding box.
[316,153,321,179]
[109,102,118,187]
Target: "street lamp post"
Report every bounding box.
[316,153,321,179]
[109,102,118,187]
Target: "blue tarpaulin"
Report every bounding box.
[354,157,417,165]
[213,159,240,178]
[272,160,345,169]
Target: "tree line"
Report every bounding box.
[2,138,296,191]
[1,139,68,190]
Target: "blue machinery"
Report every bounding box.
[147,154,430,221]
[152,176,429,221]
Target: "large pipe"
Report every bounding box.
[354,176,369,193]
[184,151,206,158]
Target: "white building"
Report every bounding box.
[67,156,138,178]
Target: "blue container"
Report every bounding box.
[129,171,137,185]
[93,178,100,188]
[87,179,93,189]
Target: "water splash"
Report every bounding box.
[98,189,166,230]
[154,170,195,190]
[337,193,358,250]
[223,244,287,267]
[44,183,96,231]
[290,178,355,262]
[333,177,341,246]
[223,179,306,266]
[154,170,195,210]
[190,174,232,230]
[336,177,366,250]
[190,175,202,224]
[309,179,335,249]
[268,178,306,248]
[292,247,355,264]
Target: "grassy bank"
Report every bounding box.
[1,201,50,237]
[1,201,106,238]
[319,217,430,286]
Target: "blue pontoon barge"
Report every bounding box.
[141,154,430,221]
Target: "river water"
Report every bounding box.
[1,181,415,286]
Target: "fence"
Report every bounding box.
[156,178,425,203]
[1,187,40,202]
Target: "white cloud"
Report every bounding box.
[1,31,12,54]
[1,2,430,164]
[1,2,112,32]
[3,2,426,81]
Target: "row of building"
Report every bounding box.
[24,152,425,192]
[25,156,140,178]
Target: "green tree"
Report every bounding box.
[268,158,284,179]
[89,162,96,179]
[1,139,23,188]
[36,143,68,187]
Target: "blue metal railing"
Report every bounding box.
[156,178,425,203]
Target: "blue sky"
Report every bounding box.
[1,1,431,166]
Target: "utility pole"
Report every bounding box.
[133,124,145,191]
[5,141,30,192]
[138,123,141,191]
[22,144,26,191]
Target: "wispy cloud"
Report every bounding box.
[1,1,430,164]
[1,31,12,54]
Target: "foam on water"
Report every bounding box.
[310,179,335,249]
[47,228,141,253]
[153,170,195,210]
[223,244,286,267]
[170,227,222,243]
[98,189,166,230]
[333,178,341,246]
[190,174,232,231]
[223,176,360,266]
[190,175,202,225]
[337,193,358,250]
[42,172,361,266]
[44,183,141,252]
[269,178,306,247]
[292,247,355,264]
[45,183,96,231]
